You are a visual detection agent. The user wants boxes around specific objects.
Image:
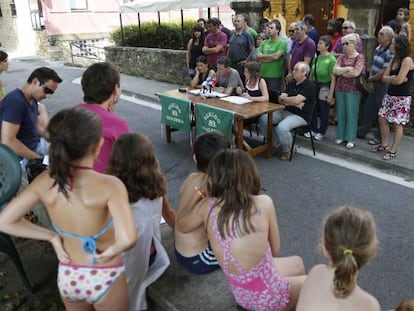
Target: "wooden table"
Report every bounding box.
[159,89,284,158]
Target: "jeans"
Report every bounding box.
[311,84,330,135]
[263,77,282,92]
[259,110,307,152]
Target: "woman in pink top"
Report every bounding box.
[178,149,306,311]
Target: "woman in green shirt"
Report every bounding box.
[308,35,336,140]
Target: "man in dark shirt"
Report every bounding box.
[259,61,315,160]
[0,67,62,168]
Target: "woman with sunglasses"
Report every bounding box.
[332,33,366,149]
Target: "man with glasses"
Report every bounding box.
[332,20,363,56]
[358,26,394,142]
[0,67,62,169]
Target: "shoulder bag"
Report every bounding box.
[314,56,330,101]
[353,54,374,97]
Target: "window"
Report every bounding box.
[70,0,88,10]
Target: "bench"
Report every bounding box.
[147,225,240,310]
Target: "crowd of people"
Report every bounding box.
[186,9,413,161]
[0,8,412,311]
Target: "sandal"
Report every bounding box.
[368,138,381,145]
[371,145,388,153]
[383,151,396,160]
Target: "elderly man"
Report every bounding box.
[357,26,394,142]
[332,19,363,56]
[0,67,62,168]
[287,21,316,82]
[259,61,316,160]
[202,17,228,71]
[228,14,255,83]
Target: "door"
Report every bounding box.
[304,0,333,37]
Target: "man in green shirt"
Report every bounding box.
[256,19,287,92]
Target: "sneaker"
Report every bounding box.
[334,139,344,145]
[345,142,355,149]
[314,133,325,141]
[304,131,316,138]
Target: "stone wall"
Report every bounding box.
[105,46,188,85]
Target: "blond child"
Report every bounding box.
[296,206,380,311]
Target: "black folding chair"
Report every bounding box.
[289,101,317,161]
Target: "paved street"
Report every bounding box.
[0,58,413,310]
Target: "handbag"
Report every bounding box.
[351,55,373,97]
[318,85,330,101]
[313,56,330,101]
[356,74,374,97]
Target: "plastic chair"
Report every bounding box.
[289,101,317,161]
[0,143,33,292]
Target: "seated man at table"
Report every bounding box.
[259,61,315,160]
[214,56,244,95]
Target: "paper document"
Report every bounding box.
[189,89,228,98]
[220,96,252,105]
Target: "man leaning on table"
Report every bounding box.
[214,56,244,95]
[259,61,316,160]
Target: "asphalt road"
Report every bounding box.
[2,58,413,310]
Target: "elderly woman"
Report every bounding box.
[332,33,366,149]
[373,35,414,160]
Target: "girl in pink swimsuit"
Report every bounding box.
[178,149,306,311]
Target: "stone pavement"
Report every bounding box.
[119,73,414,181]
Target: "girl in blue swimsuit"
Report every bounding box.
[0,107,137,310]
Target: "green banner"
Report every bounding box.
[195,103,233,141]
[160,94,191,132]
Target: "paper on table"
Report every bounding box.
[189,89,228,98]
[220,96,252,105]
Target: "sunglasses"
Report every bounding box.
[288,29,295,33]
[342,41,354,45]
[39,81,55,94]
[342,26,352,30]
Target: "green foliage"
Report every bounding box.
[110,19,197,50]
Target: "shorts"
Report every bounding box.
[57,262,125,304]
[175,245,220,274]
[378,94,411,125]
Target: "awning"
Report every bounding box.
[119,0,232,13]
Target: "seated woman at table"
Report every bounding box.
[190,55,216,88]
[236,61,269,102]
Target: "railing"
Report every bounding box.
[69,40,106,65]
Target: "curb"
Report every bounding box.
[296,136,414,181]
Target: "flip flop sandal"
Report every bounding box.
[383,151,396,160]
[368,138,381,145]
[371,145,388,153]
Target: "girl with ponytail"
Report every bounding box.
[296,206,380,311]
